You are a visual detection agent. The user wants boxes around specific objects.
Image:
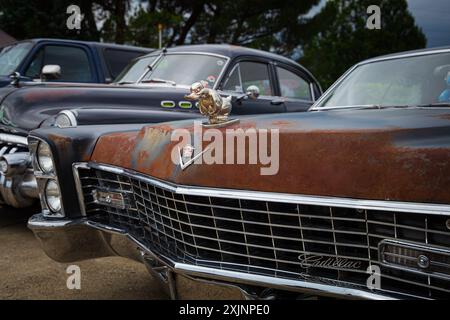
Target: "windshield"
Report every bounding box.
[0,42,33,76]
[141,53,227,87]
[114,55,156,83]
[315,52,450,109]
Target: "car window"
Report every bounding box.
[141,54,226,87]
[316,53,450,108]
[223,64,243,92]
[239,61,273,96]
[103,49,146,79]
[0,42,33,76]
[38,45,93,82]
[115,55,156,83]
[25,47,44,78]
[277,67,311,100]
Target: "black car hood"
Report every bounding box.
[0,82,199,132]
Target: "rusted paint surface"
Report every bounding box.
[90,108,450,205]
[22,88,89,103]
[47,133,72,149]
[91,132,140,166]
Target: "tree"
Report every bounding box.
[0,0,321,53]
[0,0,101,41]
[300,0,427,89]
[124,0,321,54]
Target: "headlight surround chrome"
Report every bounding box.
[55,110,77,128]
[44,179,61,212]
[37,142,54,174]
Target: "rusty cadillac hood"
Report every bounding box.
[91,108,450,204]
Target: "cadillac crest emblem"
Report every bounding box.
[178,144,210,170]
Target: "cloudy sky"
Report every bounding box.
[308,0,450,48]
[407,0,450,47]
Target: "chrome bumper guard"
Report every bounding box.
[0,133,38,208]
[28,213,397,300]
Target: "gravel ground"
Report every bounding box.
[0,207,168,300]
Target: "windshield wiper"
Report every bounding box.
[140,78,176,86]
[413,102,450,108]
[316,104,383,111]
[316,104,432,111]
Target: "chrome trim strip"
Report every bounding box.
[160,100,176,108]
[178,101,193,109]
[174,264,395,300]
[73,162,450,216]
[73,162,89,216]
[0,133,28,146]
[56,110,78,128]
[310,48,450,111]
[310,82,316,101]
[378,239,450,281]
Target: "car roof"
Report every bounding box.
[141,44,318,82]
[166,44,295,63]
[360,46,450,65]
[17,38,153,52]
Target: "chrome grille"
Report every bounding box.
[0,140,28,156]
[77,165,450,299]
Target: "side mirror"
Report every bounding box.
[246,85,260,99]
[9,72,21,86]
[41,64,61,81]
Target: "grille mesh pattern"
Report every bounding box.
[77,166,450,299]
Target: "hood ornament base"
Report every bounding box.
[201,118,239,128]
[185,81,239,128]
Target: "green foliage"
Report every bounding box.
[0,0,428,90]
[300,0,427,89]
[0,0,321,54]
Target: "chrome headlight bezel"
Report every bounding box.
[36,141,54,174]
[44,179,62,212]
[54,110,77,128]
[28,136,65,217]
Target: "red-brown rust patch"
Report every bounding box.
[271,120,293,127]
[22,89,84,103]
[91,131,139,167]
[140,124,174,135]
[436,114,450,121]
[89,124,450,205]
[229,121,257,131]
[135,141,175,179]
[48,134,72,151]
[131,129,450,204]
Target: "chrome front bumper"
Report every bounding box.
[0,133,39,208]
[28,213,398,300]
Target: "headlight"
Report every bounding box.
[55,110,77,128]
[37,142,54,173]
[0,159,7,174]
[45,179,61,212]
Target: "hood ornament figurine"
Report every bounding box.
[185,81,239,128]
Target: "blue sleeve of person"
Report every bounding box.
[439,72,450,102]
[440,89,450,102]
